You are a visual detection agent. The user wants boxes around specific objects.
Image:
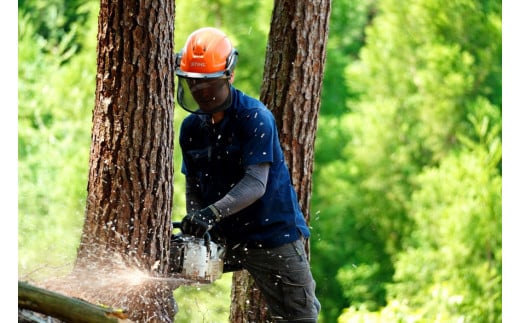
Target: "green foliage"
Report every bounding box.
[338,120,502,322]
[311,143,395,320]
[336,262,385,310]
[18,0,92,60]
[18,1,99,280]
[312,0,501,322]
[311,1,378,319]
[320,0,375,116]
[387,102,502,322]
[370,110,502,322]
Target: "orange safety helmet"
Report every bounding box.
[175,27,238,78]
[175,27,238,114]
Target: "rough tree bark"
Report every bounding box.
[71,1,177,322]
[229,0,331,322]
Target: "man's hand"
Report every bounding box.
[181,205,221,237]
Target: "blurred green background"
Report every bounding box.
[18,0,502,322]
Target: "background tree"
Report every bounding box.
[229,0,331,321]
[72,0,177,321]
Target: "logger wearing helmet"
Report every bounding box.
[175,27,238,115]
[176,27,320,322]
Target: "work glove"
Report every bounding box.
[181,205,221,238]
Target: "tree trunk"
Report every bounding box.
[73,1,177,322]
[261,0,330,238]
[229,0,331,322]
[229,271,270,322]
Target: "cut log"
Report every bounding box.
[18,281,132,323]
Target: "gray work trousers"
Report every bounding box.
[224,239,321,322]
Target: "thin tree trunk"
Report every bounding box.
[230,0,330,322]
[262,0,330,233]
[229,271,270,322]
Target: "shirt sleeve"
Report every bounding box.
[212,162,270,217]
[240,108,277,166]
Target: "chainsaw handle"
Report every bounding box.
[171,221,211,246]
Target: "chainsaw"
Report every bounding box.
[169,222,226,283]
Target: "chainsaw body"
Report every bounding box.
[169,222,226,283]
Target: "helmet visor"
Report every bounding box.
[177,76,232,114]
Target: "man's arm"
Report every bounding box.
[213,162,269,218]
[181,162,269,237]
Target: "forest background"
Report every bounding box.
[17,0,506,322]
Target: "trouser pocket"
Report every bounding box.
[244,240,319,322]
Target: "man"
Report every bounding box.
[176,27,320,322]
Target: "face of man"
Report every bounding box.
[187,78,230,113]
[177,76,232,114]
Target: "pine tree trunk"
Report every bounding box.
[73,1,177,321]
[262,0,330,237]
[229,271,270,322]
[229,0,330,322]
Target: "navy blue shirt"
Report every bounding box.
[180,87,310,248]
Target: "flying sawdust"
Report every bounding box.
[25,252,202,322]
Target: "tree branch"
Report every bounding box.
[18,281,132,323]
